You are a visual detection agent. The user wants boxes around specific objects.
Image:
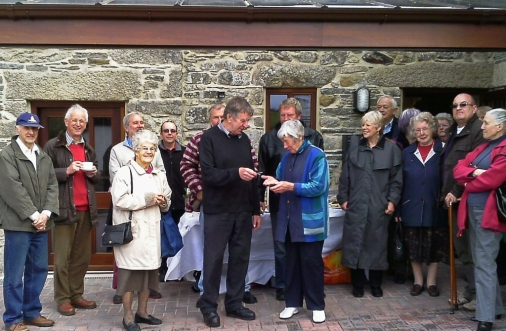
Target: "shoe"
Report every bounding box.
[276,288,286,301]
[463,299,477,311]
[477,321,493,331]
[191,284,200,293]
[312,310,326,323]
[280,307,298,319]
[5,322,29,331]
[226,307,256,320]
[122,318,141,331]
[135,313,162,325]
[243,291,257,304]
[471,315,502,322]
[57,302,76,316]
[202,312,220,327]
[394,272,406,284]
[71,298,97,309]
[149,289,162,299]
[448,295,471,305]
[113,294,122,304]
[410,284,424,296]
[24,316,55,327]
[371,286,383,297]
[352,287,364,298]
[427,285,440,297]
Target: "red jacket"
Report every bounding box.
[454,138,506,234]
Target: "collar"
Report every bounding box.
[65,131,84,146]
[359,135,387,149]
[295,139,311,154]
[218,122,242,138]
[15,136,39,155]
[159,140,183,151]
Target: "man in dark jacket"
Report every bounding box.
[43,104,99,316]
[377,95,409,149]
[441,93,486,310]
[0,113,59,331]
[258,97,323,301]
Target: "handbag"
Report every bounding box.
[161,210,184,258]
[496,182,506,224]
[392,222,407,261]
[101,167,134,247]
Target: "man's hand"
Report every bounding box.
[260,202,265,214]
[66,161,83,176]
[196,191,203,201]
[341,201,348,211]
[385,201,395,215]
[239,167,257,181]
[253,215,261,230]
[32,213,49,232]
[445,192,457,207]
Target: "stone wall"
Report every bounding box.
[0,47,503,275]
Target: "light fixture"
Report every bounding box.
[353,87,370,113]
[217,91,225,98]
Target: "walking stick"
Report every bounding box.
[448,202,458,314]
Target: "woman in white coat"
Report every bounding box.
[111,130,171,331]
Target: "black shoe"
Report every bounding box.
[122,319,141,331]
[134,313,162,325]
[112,295,122,304]
[427,285,440,297]
[394,273,406,284]
[226,307,256,320]
[352,287,364,298]
[371,286,383,297]
[409,284,424,296]
[191,284,200,293]
[202,312,220,327]
[471,315,502,322]
[276,288,286,301]
[477,321,493,331]
[149,289,162,299]
[242,291,257,304]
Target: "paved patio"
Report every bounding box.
[1,263,505,331]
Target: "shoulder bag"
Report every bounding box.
[102,167,134,247]
[496,182,506,224]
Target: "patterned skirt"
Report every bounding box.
[404,226,449,265]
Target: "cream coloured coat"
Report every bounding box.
[112,160,171,270]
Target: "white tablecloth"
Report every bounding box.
[165,208,345,292]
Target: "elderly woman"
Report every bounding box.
[454,109,506,331]
[396,112,447,297]
[261,120,329,324]
[435,113,454,143]
[398,108,421,145]
[111,130,172,331]
[337,110,402,298]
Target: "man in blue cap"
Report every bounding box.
[0,113,59,331]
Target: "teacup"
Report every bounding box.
[82,162,94,171]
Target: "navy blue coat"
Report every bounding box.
[400,139,446,227]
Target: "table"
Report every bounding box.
[165,208,345,292]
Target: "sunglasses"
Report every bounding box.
[162,129,177,134]
[451,101,474,109]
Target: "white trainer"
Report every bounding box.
[312,310,326,323]
[279,307,298,319]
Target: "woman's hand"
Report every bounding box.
[385,201,395,215]
[472,169,486,177]
[395,216,401,223]
[341,201,348,211]
[261,175,279,187]
[269,181,294,194]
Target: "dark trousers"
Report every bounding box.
[285,231,325,311]
[350,268,383,289]
[200,212,252,314]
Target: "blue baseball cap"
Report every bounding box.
[16,112,44,129]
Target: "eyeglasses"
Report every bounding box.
[414,127,430,134]
[140,147,156,152]
[69,118,87,125]
[162,129,177,134]
[377,105,390,110]
[451,101,474,109]
[438,124,450,128]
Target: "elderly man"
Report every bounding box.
[43,104,99,316]
[376,95,409,148]
[198,97,261,328]
[0,113,58,331]
[109,111,165,304]
[442,93,486,311]
[258,97,323,301]
[180,103,258,304]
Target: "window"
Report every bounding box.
[266,88,317,130]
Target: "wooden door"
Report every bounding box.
[33,101,124,271]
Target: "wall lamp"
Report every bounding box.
[217,91,225,98]
[353,87,370,113]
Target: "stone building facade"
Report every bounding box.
[0,47,504,273]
